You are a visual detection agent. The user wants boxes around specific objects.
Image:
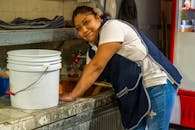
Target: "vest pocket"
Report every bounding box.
[116,73,143,98]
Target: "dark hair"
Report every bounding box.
[72,6,97,25]
[72,6,111,25]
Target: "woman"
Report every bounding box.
[60,6,182,130]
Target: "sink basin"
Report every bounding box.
[59,78,112,97]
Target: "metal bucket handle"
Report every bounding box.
[6,63,50,96]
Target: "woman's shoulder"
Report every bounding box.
[103,19,132,29]
[105,19,123,25]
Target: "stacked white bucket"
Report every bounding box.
[7,49,61,109]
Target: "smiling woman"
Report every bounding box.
[74,13,101,42]
[60,5,182,130]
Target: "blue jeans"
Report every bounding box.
[128,80,177,130]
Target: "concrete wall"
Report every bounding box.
[0,0,64,22]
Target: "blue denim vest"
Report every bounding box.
[88,20,182,129]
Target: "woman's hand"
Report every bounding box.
[59,93,77,102]
[60,42,121,102]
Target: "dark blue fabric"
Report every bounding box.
[0,16,65,30]
[88,47,150,129]
[135,29,182,85]
[0,78,9,95]
[107,54,150,129]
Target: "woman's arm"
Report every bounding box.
[60,42,121,101]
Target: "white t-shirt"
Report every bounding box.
[86,20,168,88]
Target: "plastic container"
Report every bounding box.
[0,77,9,95]
[7,49,61,62]
[181,19,192,25]
[180,19,194,32]
[7,49,61,109]
[179,25,194,32]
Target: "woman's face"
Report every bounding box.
[74,13,102,42]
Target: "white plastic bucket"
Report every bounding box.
[7,49,61,62]
[7,49,61,109]
[7,59,61,67]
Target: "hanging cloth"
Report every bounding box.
[118,0,138,27]
[0,16,65,30]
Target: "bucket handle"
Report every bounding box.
[7,64,50,96]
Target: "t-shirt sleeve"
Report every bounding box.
[99,21,124,45]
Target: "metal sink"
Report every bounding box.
[59,78,112,97]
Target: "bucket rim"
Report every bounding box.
[7,49,61,57]
[7,57,61,63]
[7,63,61,72]
[7,59,61,66]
